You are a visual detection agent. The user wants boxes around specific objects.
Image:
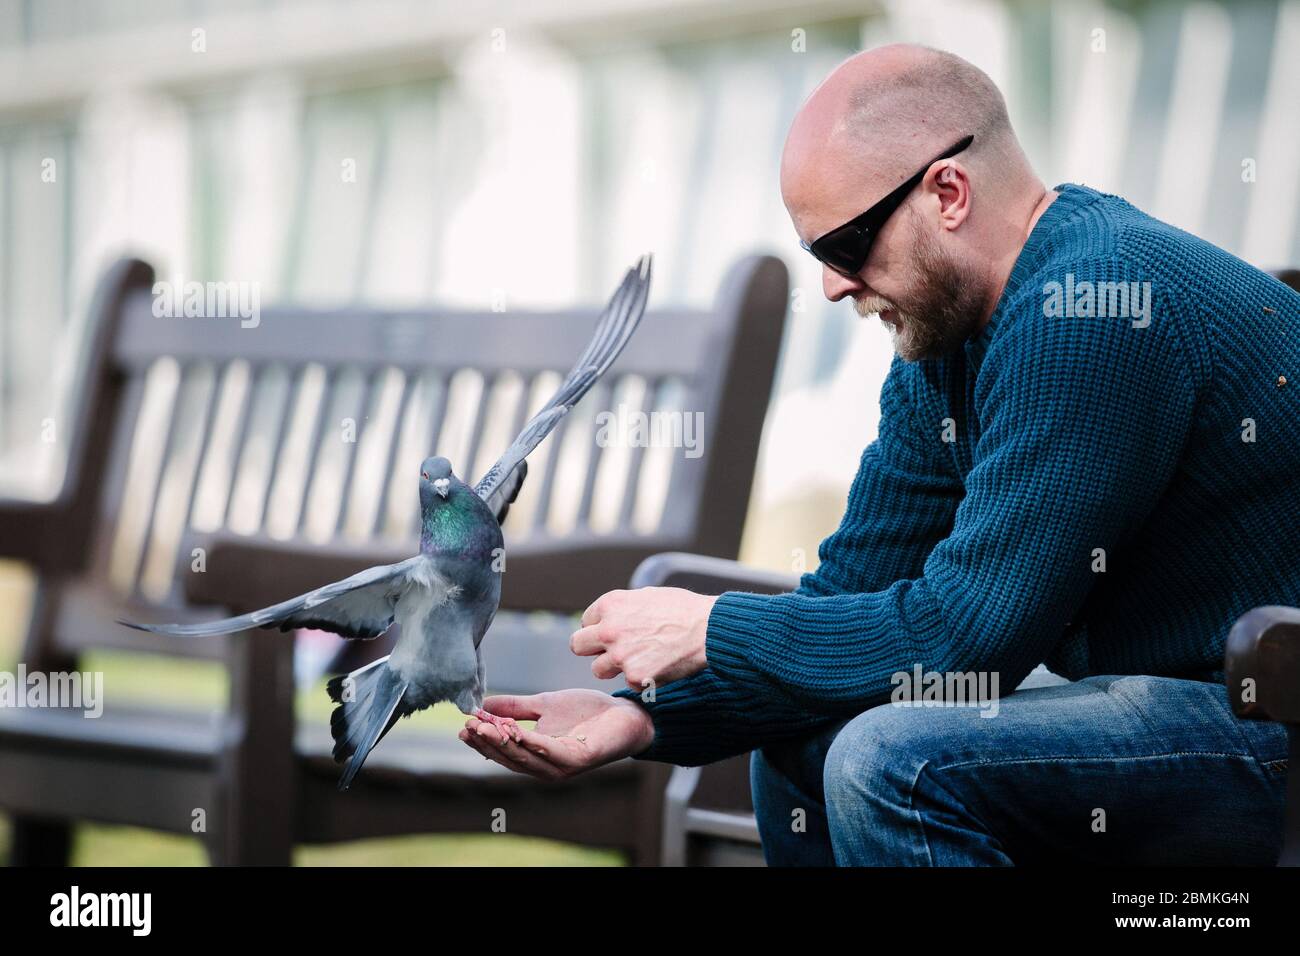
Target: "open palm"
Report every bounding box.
[459,689,654,781]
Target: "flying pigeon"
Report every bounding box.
[122,256,653,789]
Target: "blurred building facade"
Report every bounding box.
[0,0,1297,571]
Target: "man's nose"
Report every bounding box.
[822,263,865,302]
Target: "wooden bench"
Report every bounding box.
[641,268,1300,867]
[0,252,789,865]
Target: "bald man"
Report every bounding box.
[460,45,1299,866]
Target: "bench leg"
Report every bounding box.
[8,817,73,866]
[212,629,295,866]
[626,763,672,866]
[9,581,76,867]
[205,828,290,867]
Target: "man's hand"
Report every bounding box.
[570,586,718,691]
[459,690,654,780]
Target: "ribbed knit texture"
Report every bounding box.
[614,183,1300,766]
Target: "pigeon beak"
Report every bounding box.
[433,478,450,499]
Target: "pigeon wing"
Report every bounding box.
[473,255,652,508]
[482,459,527,527]
[118,555,426,640]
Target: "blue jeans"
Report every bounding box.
[751,674,1291,865]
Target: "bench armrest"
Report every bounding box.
[1224,605,1300,723]
[629,552,799,596]
[0,496,79,571]
[1225,605,1300,867]
[630,551,795,850]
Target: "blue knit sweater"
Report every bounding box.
[615,183,1300,767]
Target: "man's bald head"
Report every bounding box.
[835,45,1011,156]
[780,43,1050,361]
[782,44,1025,232]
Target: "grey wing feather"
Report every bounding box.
[474,254,652,506]
[482,459,527,526]
[118,555,425,640]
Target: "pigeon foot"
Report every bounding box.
[473,708,522,745]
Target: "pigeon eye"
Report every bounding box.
[422,471,429,480]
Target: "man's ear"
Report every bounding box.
[929,161,972,232]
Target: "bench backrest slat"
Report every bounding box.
[112,293,716,378]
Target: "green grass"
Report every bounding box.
[57,825,620,867]
[0,818,620,867]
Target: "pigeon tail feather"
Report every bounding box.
[327,656,411,791]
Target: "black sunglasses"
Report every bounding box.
[800,134,974,277]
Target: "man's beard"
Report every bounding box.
[853,221,986,361]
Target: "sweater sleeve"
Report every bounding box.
[617,268,1199,767]
[612,358,965,764]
